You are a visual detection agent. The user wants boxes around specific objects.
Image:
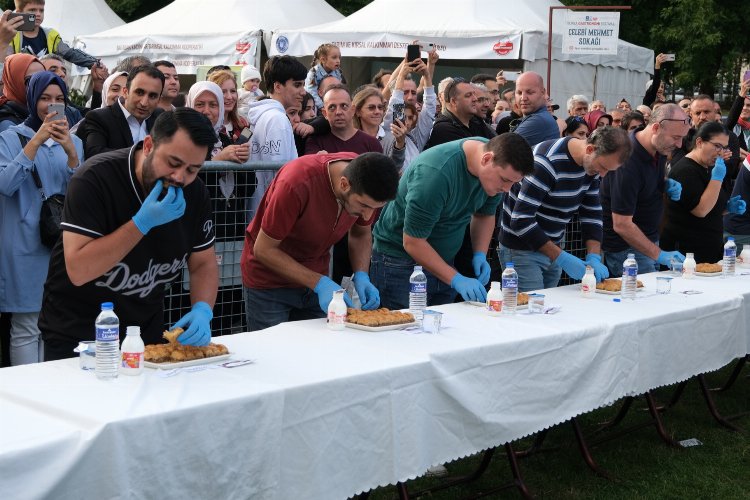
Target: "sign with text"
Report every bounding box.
[562,11,620,55]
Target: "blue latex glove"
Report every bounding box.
[727,195,747,215]
[450,273,488,303]
[314,276,352,313]
[584,253,609,282]
[554,250,587,280]
[710,157,726,182]
[665,178,682,201]
[172,301,213,346]
[471,251,491,286]
[352,271,380,310]
[657,250,685,267]
[132,180,186,235]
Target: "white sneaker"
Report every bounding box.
[425,464,449,477]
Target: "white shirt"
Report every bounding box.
[117,99,149,144]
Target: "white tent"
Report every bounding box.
[45,0,124,39]
[76,0,343,74]
[270,0,654,108]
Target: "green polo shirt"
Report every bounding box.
[373,137,500,262]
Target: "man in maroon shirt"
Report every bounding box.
[305,85,383,155]
[241,152,399,331]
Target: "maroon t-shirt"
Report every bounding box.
[241,152,374,289]
[304,129,383,155]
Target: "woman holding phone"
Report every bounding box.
[0,71,83,365]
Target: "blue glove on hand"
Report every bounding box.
[554,250,587,281]
[584,253,609,281]
[314,276,352,313]
[710,157,727,182]
[352,271,380,310]
[132,180,186,235]
[665,178,682,201]
[727,195,747,215]
[450,273,488,303]
[471,251,491,286]
[657,250,685,267]
[172,301,213,346]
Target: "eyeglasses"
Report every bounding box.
[659,118,690,126]
[363,104,384,111]
[443,76,467,101]
[707,141,729,153]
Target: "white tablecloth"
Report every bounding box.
[1,272,748,500]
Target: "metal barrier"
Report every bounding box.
[163,161,284,337]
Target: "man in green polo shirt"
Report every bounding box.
[371,134,534,308]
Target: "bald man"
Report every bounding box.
[512,71,560,147]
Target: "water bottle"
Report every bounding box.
[683,252,696,279]
[621,253,638,300]
[487,281,502,316]
[120,326,145,376]
[723,237,736,277]
[95,302,120,380]
[409,265,427,323]
[327,289,347,330]
[501,263,518,315]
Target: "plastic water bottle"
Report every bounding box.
[621,253,638,300]
[95,302,120,380]
[409,265,427,323]
[683,252,696,279]
[487,281,503,315]
[120,326,144,375]
[501,263,518,315]
[723,237,737,277]
[327,289,347,330]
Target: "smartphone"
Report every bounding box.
[664,53,676,62]
[8,13,36,32]
[47,103,66,121]
[235,126,254,145]
[744,70,750,83]
[392,103,405,123]
[407,44,421,63]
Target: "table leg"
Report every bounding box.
[656,380,687,412]
[710,355,748,393]
[504,443,534,499]
[395,481,409,500]
[644,391,681,448]
[570,418,613,480]
[595,396,634,432]
[696,373,744,432]
[514,429,552,458]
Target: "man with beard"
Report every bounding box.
[600,103,690,275]
[39,109,220,360]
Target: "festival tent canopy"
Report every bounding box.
[76,0,344,74]
[45,0,125,39]
[270,0,654,107]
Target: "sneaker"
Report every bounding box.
[425,464,449,477]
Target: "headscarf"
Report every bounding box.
[0,53,43,106]
[583,110,612,136]
[186,81,224,133]
[101,71,128,108]
[23,71,68,132]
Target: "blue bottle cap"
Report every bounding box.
[101,302,114,310]
[506,262,514,268]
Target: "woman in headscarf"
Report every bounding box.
[0,71,83,365]
[207,70,250,144]
[0,53,45,132]
[101,70,128,108]
[186,80,248,163]
[583,109,613,137]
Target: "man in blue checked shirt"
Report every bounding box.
[498,127,632,291]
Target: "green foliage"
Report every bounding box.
[105,0,171,23]
[325,0,371,16]
[67,87,87,108]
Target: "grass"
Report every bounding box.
[366,361,750,499]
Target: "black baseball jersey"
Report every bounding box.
[39,143,215,345]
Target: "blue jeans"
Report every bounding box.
[370,250,456,310]
[243,286,324,332]
[497,246,562,292]
[603,247,658,276]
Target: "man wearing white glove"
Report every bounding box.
[499,127,631,291]
[601,103,690,275]
[39,109,219,360]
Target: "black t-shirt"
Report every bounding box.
[601,131,667,251]
[39,144,215,345]
[21,30,47,57]
[661,156,729,263]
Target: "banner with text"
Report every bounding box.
[562,11,620,55]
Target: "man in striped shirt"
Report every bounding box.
[498,127,632,291]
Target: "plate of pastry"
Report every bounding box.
[595,278,645,295]
[345,308,418,332]
[144,327,231,369]
[694,262,722,277]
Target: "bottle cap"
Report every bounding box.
[414,265,422,271]
[126,326,141,336]
[101,302,113,310]
[627,253,635,259]
[506,262,514,268]
[586,265,593,271]
[728,237,735,241]
[490,281,500,289]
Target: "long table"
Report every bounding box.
[1,272,748,500]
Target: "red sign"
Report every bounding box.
[493,40,514,56]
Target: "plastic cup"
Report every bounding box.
[422,310,443,334]
[76,341,96,370]
[529,293,545,314]
[656,276,673,294]
[670,258,683,276]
